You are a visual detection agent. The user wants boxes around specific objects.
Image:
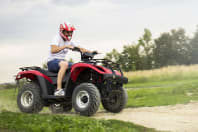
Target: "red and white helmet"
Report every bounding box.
[59,22,75,41]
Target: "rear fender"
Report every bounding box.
[15,70,52,83]
[15,70,54,97]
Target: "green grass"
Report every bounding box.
[125,78,198,108]
[0,88,50,113]
[0,88,157,132]
[121,65,198,107]
[0,111,156,132]
[124,78,198,89]
[0,89,157,132]
[124,65,198,85]
[0,88,18,112]
[0,83,16,90]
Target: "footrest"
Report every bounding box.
[43,95,65,99]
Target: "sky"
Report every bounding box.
[0,0,198,83]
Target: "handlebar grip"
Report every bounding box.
[92,51,98,55]
[72,46,81,51]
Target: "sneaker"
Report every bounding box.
[54,89,65,96]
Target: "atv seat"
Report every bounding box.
[42,67,72,77]
[44,71,58,77]
[45,62,73,77]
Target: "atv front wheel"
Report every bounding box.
[72,83,100,116]
[49,103,72,113]
[17,82,44,113]
[102,87,127,113]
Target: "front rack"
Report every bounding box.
[82,59,123,76]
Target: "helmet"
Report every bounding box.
[59,22,75,41]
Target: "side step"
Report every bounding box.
[43,95,66,99]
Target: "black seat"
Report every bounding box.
[43,70,58,77]
[30,66,72,78]
[33,68,58,77]
[44,67,72,77]
[43,69,71,84]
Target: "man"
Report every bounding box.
[47,22,90,96]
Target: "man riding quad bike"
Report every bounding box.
[15,47,128,116]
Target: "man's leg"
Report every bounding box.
[57,61,68,90]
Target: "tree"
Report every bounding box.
[104,28,154,71]
[138,28,154,69]
[119,44,142,71]
[153,32,172,67]
[104,49,120,63]
[104,27,192,71]
[171,28,190,65]
[153,28,190,67]
[189,26,198,64]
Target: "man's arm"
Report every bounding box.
[51,45,74,53]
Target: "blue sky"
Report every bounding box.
[0,0,198,83]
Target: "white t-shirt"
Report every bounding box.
[48,33,76,61]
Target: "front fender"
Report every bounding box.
[70,63,109,82]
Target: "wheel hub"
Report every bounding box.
[76,90,89,109]
[21,90,34,107]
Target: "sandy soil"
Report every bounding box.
[94,101,198,132]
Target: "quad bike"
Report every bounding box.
[15,47,128,116]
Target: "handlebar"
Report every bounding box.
[70,46,99,55]
[69,46,99,61]
[71,46,81,52]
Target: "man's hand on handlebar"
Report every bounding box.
[72,46,81,51]
[92,50,99,55]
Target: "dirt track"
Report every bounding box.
[94,101,198,132]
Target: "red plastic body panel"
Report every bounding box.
[15,70,53,84]
[70,63,121,82]
[114,70,122,76]
[95,65,112,74]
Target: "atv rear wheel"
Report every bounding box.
[102,87,127,113]
[49,103,72,113]
[72,83,100,116]
[17,82,44,113]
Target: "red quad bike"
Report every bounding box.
[15,47,128,116]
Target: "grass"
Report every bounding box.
[0,83,16,90]
[123,65,198,107]
[0,111,156,132]
[124,64,198,85]
[126,79,198,107]
[0,90,157,132]
[0,88,18,112]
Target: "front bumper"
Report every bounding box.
[103,74,128,84]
